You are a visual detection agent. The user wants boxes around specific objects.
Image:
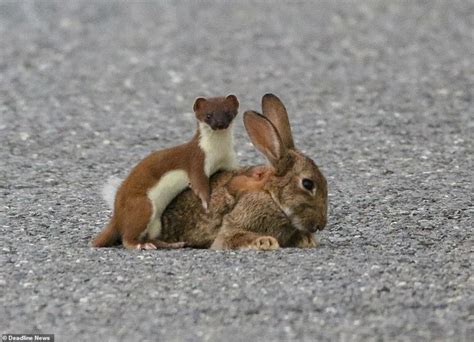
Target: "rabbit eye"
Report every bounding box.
[302,178,315,192]
[206,113,212,120]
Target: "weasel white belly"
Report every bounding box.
[199,122,238,176]
[144,170,189,239]
[143,123,237,240]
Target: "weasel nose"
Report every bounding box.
[215,122,228,130]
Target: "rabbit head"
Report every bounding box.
[243,94,328,233]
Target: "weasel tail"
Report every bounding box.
[92,221,121,247]
[101,176,122,210]
[92,177,122,247]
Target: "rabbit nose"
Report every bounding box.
[315,219,327,231]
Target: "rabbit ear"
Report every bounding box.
[261,94,295,149]
[244,111,288,169]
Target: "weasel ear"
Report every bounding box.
[225,94,239,109]
[193,97,207,112]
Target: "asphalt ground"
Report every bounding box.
[1,1,473,341]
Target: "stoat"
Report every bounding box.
[92,95,240,249]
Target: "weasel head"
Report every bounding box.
[193,95,239,131]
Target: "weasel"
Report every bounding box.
[92,95,240,249]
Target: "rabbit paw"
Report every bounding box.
[300,234,317,248]
[252,236,279,251]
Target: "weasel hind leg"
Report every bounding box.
[120,196,185,250]
[121,195,155,250]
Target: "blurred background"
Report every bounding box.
[1,1,472,341]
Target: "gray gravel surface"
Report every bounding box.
[1,1,473,341]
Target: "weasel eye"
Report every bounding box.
[206,113,212,120]
[302,178,314,192]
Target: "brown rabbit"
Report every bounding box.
[157,94,328,250]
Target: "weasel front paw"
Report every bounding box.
[201,199,209,212]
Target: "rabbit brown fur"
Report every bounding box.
[158,94,328,250]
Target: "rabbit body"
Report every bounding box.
[160,167,320,250]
